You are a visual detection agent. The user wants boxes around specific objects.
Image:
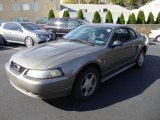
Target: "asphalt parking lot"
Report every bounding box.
[0,42,160,120]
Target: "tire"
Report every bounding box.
[155,36,160,43]
[72,67,100,101]
[25,37,34,47]
[0,36,7,45]
[135,50,145,68]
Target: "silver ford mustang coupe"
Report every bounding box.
[5,24,149,100]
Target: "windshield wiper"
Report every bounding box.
[69,39,95,46]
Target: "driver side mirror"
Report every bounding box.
[18,29,23,33]
[112,40,123,47]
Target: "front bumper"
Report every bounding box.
[5,63,71,99]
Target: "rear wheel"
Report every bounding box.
[135,50,145,68]
[156,36,160,43]
[25,37,34,47]
[72,67,100,101]
[0,36,7,45]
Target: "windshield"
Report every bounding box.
[20,23,41,31]
[64,26,112,46]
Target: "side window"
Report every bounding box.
[11,23,21,31]
[3,23,13,30]
[112,28,130,42]
[129,29,137,40]
[68,19,79,28]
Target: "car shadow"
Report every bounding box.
[0,43,25,51]
[44,55,160,111]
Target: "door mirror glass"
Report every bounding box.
[112,40,123,47]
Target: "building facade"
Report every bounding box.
[0,0,60,23]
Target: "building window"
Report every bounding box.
[23,4,30,11]
[0,4,3,11]
[13,3,20,11]
[33,3,40,11]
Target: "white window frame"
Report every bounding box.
[23,3,30,11]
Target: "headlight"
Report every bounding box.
[26,69,63,79]
[37,34,45,39]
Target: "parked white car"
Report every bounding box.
[149,29,160,42]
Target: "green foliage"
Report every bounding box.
[155,12,160,24]
[147,12,154,24]
[127,13,136,24]
[48,9,55,20]
[63,10,70,18]
[137,10,145,24]
[105,10,113,23]
[77,9,84,20]
[92,11,101,23]
[116,17,121,24]
[120,13,125,24]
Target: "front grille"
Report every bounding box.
[10,61,26,73]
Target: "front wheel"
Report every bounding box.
[0,36,7,45]
[135,50,145,68]
[72,67,100,101]
[25,37,34,47]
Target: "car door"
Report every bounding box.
[105,28,138,71]
[10,23,24,43]
[2,23,13,41]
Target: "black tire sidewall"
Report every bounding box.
[135,50,145,68]
[0,36,6,45]
[72,67,100,101]
[156,36,160,43]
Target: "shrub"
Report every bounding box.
[120,13,125,24]
[127,13,136,24]
[116,17,121,24]
[48,9,55,20]
[77,9,84,20]
[147,12,154,24]
[137,10,145,24]
[105,10,113,23]
[155,12,160,24]
[92,11,101,23]
[63,10,70,18]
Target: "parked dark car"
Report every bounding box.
[43,18,87,38]
[5,24,149,100]
[0,22,55,47]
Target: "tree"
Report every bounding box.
[137,10,145,24]
[155,12,160,24]
[77,9,84,20]
[105,10,113,23]
[147,12,154,24]
[48,9,55,20]
[120,13,125,24]
[127,13,136,24]
[92,11,101,23]
[116,17,121,24]
[63,10,70,18]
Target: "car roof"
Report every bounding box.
[2,22,34,24]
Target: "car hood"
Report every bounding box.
[31,30,51,35]
[11,41,101,70]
